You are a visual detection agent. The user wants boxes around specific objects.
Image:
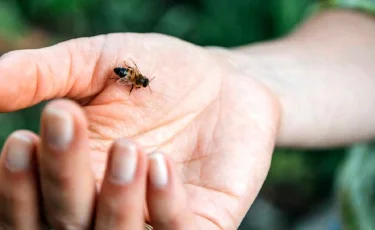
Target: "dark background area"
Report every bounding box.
[0,1,374,229]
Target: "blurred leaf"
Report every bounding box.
[271,0,314,36]
[194,0,274,46]
[0,1,28,42]
[154,4,199,39]
[89,0,167,34]
[17,0,96,37]
[336,144,375,230]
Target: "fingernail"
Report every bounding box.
[110,139,138,184]
[5,132,34,172]
[148,152,168,189]
[44,105,73,151]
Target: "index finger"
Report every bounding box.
[0,34,110,112]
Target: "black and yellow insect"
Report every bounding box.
[112,59,155,95]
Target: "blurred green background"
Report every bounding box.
[0,1,374,229]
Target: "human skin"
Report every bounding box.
[0,30,279,230]
[0,8,374,230]
[233,9,375,147]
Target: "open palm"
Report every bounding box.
[0,33,279,229]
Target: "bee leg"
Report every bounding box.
[129,84,134,96]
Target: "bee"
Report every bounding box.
[112,58,155,95]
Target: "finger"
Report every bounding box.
[0,35,109,112]
[39,99,96,229]
[147,152,196,230]
[94,138,147,230]
[0,130,42,230]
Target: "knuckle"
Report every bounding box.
[0,189,27,209]
[105,198,137,220]
[43,165,75,190]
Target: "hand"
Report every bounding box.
[0,115,189,230]
[0,33,280,229]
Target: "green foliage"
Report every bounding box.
[0,1,28,42]
[336,144,375,230]
[11,0,315,47]
[271,0,318,36]
[262,148,344,215]
[267,148,345,189]
[17,0,95,37]
[0,112,26,147]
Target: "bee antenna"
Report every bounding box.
[148,76,156,94]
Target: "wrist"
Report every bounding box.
[207,9,375,148]
[206,45,284,145]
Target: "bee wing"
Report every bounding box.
[117,78,130,85]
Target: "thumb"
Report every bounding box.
[0,35,109,112]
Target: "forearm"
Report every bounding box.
[228,9,375,147]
